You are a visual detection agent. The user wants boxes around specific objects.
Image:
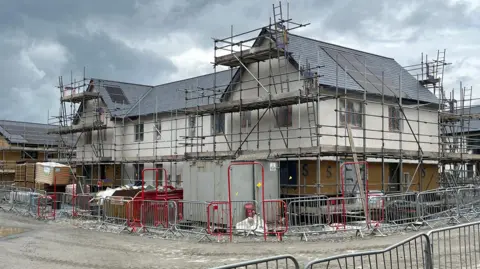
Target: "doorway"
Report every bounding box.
[389,163,400,193]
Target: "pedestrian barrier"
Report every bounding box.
[2,184,480,246]
[427,221,480,269]
[286,196,329,240]
[210,255,300,269]
[211,220,480,269]
[304,233,431,268]
[263,199,288,239]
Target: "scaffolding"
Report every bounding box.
[48,1,480,196]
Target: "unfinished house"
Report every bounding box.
[0,120,62,181]
[50,4,480,202]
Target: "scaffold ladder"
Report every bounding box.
[307,100,318,147]
[272,1,289,94]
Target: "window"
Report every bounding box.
[154,122,161,140]
[135,123,144,142]
[212,113,225,135]
[275,106,293,128]
[467,164,474,178]
[84,131,92,144]
[97,129,107,141]
[188,116,196,137]
[389,106,403,132]
[22,151,38,159]
[133,163,144,185]
[340,100,363,127]
[241,111,252,128]
[155,163,164,185]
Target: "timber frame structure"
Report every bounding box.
[48,2,480,194]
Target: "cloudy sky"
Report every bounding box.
[1,0,479,123]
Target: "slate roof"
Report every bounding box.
[89,79,153,117]
[241,28,439,104]
[126,69,236,117]
[0,120,63,146]
[88,70,236,118]
[88,29,438,119]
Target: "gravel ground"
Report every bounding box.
[0,212,432,269]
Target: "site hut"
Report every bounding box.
[0,120,63,182]
[183,27,442,201]
[51,72,235,190]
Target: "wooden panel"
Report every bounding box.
[0,136,10,147]
[400,163,439,192]
[0,173,14,182]
[106,164,122,187]
[1,151,22,161]
[282,160,381,196]
[281,160,439,196]
[367,163,386,191]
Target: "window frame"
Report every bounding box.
[84,131,93,144]
[388,106,403,132]
[154,121,161,140]
[241,110,252,128]
[22,151,38,159]
[188,116,196,137]
[211,113,225,135]
[134,123,144,142]
[275,105,293,128]
[134,163,144,183]
[339,99,364,128]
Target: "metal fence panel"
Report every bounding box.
[418,189,459,228]
[286,196,328,238]
[456,188,480,222]
[209,255,300,269]
[428,221,480,269]
[304,233,431,269]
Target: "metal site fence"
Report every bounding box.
[212,221,480,269]
[2,184,480,242]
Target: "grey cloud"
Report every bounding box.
[0,0,479,123]
[56,31,177,84]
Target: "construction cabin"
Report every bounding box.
[0,120,63,182]
[51,27,448,201]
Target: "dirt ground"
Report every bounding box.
[0,212,430,269]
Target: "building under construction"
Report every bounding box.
[47,2,480,200]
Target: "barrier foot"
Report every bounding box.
[197,233,213,242]
[369,228,386,237]
[172,226,184,237]
[96,222,108,231]
[355,229,364,238]
[300,232,308,242]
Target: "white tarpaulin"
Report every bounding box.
[235,215,268,235]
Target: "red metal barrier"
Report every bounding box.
[263,199,288,240]
[206,201,230,238]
